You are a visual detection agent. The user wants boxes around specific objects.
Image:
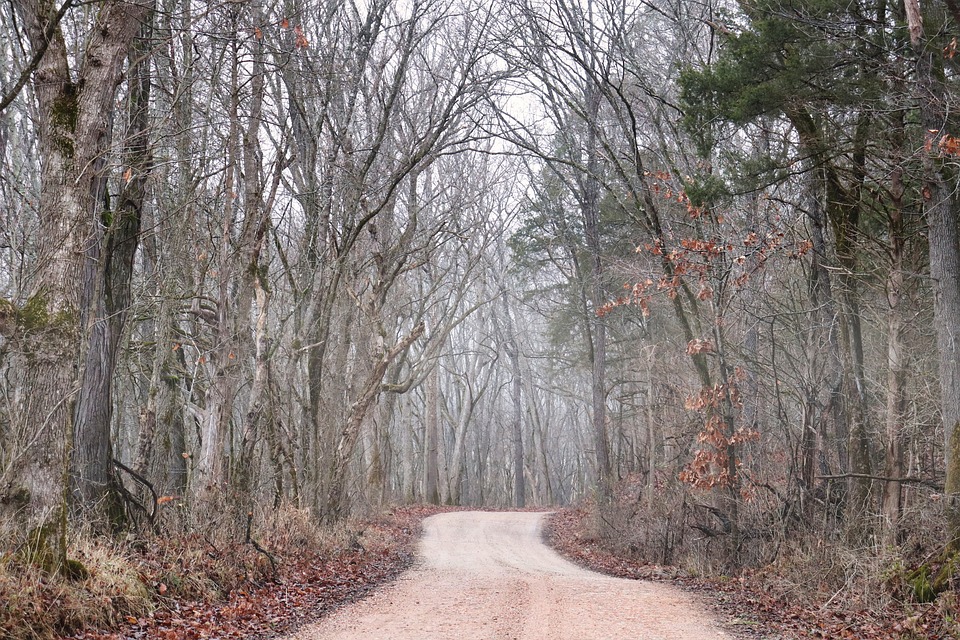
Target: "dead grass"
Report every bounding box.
[0,533,151,640]
[558,474,960,639]
[259,505,352,555]
[0,504,373,640]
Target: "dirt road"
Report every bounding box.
[287,511,730,640]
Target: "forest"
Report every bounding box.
[1,0,960,637]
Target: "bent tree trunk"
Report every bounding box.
[321,324,424,522]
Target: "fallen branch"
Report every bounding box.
[691,524,727,538]
[245,511,278,577]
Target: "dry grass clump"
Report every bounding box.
[0,533,151,640]
[258,505,352,555]
[139,504,341,601]
[748,536,960,638]
[589,473,703,568]
[753,539,890,608]
[579,472,960,638]
[0,504,362,639]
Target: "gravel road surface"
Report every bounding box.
[286,511,730,640]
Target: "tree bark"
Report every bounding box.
[425,365,441,505]
[72,6,153,519]
[905,0,960,547]
[881,135,908,547]
[581,20,611,501]
[501,289,525,508]
[4,0,149,542]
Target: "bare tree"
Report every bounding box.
[1,0,150,548]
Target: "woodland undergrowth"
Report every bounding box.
[0,504,433,640]
[548,474,960,640]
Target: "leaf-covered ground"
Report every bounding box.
[544,507,948,640]
[64,506,444,640]
[57,505,952,639]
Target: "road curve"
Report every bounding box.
[286,511,730,640]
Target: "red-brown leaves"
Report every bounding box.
[678,382,758,492]
[68,508,437,640]
[925,130,960,157]
[685,338,714,355]
[294,25,309,49]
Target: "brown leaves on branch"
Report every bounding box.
[685,338,714,355]
[925,130,960,157]
[679,382,758,493]
[294,26,309,49]
[244,18,308,49]
[600,173,807,319]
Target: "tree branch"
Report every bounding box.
[112,457,158,526]
[0,0,75,114]
[817,473,943,491]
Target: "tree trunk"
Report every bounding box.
[525,379,554,505]
[881,143,908,547]
[194,26,242,499]
[4,0,149,545]
[905,0,960,547]
[791,110,850,504]
[425,365,441,505]
[582,52,611,503]
[837,112,873,533]
[501,288,526,508]
[72,8,153,520]
[645,353,661,510]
